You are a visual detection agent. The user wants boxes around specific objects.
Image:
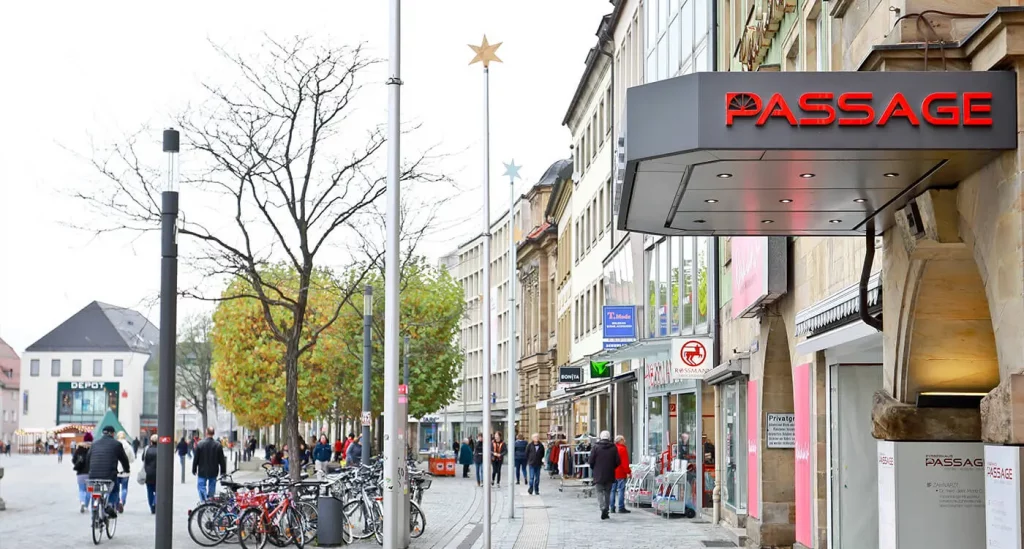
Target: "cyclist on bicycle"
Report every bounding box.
[87,425,131,517]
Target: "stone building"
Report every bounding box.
[515,159,572,438]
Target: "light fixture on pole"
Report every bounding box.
[155,128,180,549]
[470,34,502,549]
[502,158,521,520]
[383,0,409,546]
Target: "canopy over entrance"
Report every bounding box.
[618,71,1017,236]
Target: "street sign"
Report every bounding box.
[361,411,372,426]
[398,384,408,395]
[491,392,496,404]
[159,436,171,444]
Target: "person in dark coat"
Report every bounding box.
[346,435,363,465]
[143,434,159,513]
[524,433,545,495]
[588,431,621,520]
[458,438,474,478]
[513,434,528,485]
[313,435,332,472]
[87,426,131,517]
[473,433,484,487]
[73,432,93,513]
[491,432,508,486]
[192,427,226,502]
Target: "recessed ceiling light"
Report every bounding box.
[799,173,815,178]
[704,199,719,203]
[779,199,793,204]
[717,173,733,179]
[853,198,867,203]
[883,172,899,178]
[829,219,842,224]
[694,219,706,224]
[761,219,774,224]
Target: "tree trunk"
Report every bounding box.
[285,342,301,484]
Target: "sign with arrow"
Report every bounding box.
[590,360,612,379]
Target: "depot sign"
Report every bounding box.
[725,91,994,127]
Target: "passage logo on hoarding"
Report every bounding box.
[924,455,983,468]
[987,463,1015,480]
[725,91,993,127]
[879,454,895,466]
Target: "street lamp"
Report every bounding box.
[156,128,180,549]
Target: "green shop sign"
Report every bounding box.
[590,361,612,379]
[56,381,120,421]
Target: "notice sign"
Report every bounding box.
[361,411,372,426]
[765,413,795,448]
[986,445,1024,549]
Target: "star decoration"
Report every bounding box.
[502,159,522,181]
[469,35,503,67]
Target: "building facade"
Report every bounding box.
[19,301,158,442]
[0,337,20,442]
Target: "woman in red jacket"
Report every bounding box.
[610,435,632,514]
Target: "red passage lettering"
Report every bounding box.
[798,93,835,126]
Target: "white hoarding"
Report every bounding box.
[986,445,1024,549]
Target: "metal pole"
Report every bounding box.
[155,128,180,549]
[383,0,407,545]
[404,334,410,460]
[362,285,373,467]
[404,335,410,387]
[481,65,493,549]
[507,173,516,519]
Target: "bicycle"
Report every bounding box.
[238,484,307,549]
[86,480,117,545]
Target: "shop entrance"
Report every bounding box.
[829,364,882,549]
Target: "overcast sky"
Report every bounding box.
[0,1,610,353]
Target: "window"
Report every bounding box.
[592,198,598,244]
[696,236,710,328]
[23,391,28,414]
[598,101,605,146]
[30,359,39,377]
[114,359,124,377]
[682,237,695,332]
[51,359,61,377]
[72,359,82,377]
[681,0,694,67]
[669,14,680,74]
[599,188,606,234]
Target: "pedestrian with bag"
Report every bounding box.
[192,427,226,502]
[458,438,474,478]
[525,433,545,495]
[72,432,93,513]
[140,434,159,514]
[610,435,632,514]
[588,430,621,520]
[491,432,507,487]
[513,434,528,485]
[115,431,135,512]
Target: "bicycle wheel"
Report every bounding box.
[341,500,374,541]
[106,511,117,539]
[91,502,104,545]
[295,501,318,543]
[238,508,267,549]
[278,506,305,549]
[409,500,426,539]
[188,502,231,547]
[373,501,384,546]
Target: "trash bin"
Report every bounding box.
[316,496,346,547]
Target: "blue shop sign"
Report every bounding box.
[603,306,637,339]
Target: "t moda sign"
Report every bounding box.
[725,91,993,127]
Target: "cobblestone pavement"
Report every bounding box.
[0,454,733,548]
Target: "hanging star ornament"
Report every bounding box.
[503,159,522,181]
[469,35,503,67]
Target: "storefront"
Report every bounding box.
[705,357,750,523]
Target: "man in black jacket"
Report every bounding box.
[192,427,226,502]
[588,430,620,520]
[88,426,131,517]
[524,433,545,495]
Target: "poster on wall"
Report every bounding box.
[793,363,813,547]
[985,445,1024,549]
[766,413,795,449]
[747,380,760,519]
[670,337,714,380]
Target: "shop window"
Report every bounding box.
[696,236,710,329]
[669,237,680,335]
[658,240,669,336]
[648,396,664,455]
[682,237,695,333]
[646,246,656,338]
[723,381,747,511]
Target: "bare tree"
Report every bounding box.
[76,36,447,482]
[176,313,215,431]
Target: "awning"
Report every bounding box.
[590,337,673,362]
[704,356,750,386]
[618,71,1016,236]
[613,369,638,383]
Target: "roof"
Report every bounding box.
[562,1,624,127]
[26,301,159,354]
[544,159,577,218]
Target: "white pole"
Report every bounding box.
[383,0,406,546]
[507,175,516,519]
[481,65,493,549]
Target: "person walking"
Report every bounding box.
[57,441,65,464]
[193,427,227,502]
[513,434,528,485]
[87,426,131,518]
[72,432,93,513]
[610,435,632,514]
[491,432,507,487]
[473,433,484,487]
[176,436,190,484]
[346,435,363,465]
[525,433,545,495]
[588,430,621,520]
[115,432,135,512]
[458,438,474,478]
[332,437,343,462]
[143,434,159,514]
[313,435,332,472]
[132,437,141,458]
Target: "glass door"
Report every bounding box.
[723,381,747,512]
